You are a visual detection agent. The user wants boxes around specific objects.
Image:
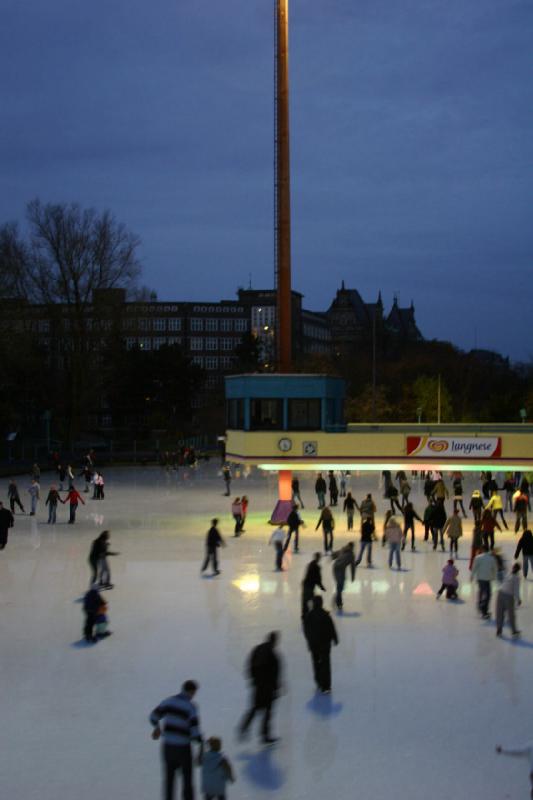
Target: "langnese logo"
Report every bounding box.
[428,440,449,453]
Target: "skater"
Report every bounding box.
[283,504,304,554]
[423,501,435,542]
[431,501,447,551]
[94,599,112,639]
[503,474,515,511]
[514,490,529,533]
[480,508,501,550]
[66,464,75,489]
[315,506,335,553]
[45,484,61,524]
[382,470,393,498]
[80,465,92,493]
[239,632,281,745]
[432,478,449,505]
[399,475,411,508]
[291,477,304,508]
[57,463,66,491]
[472,545,497,619]
[95,472,105,499]
[301,553,326,617]
[384,513,403,569]
[343,491,358,531]
[303,596,338,693]
[88,530,119,588]
[199,736,235,800]
[486,489,508,529]
[63,485,85,523]
[231,498,243,536]
[402,501,422,551]
[331,542,356,611]
[7,480,24,513]
[386,483,402,514]
[469,522,484,570]
[27,479,40,516]
[222,464,231,496]
[496,740,533,798]
[269,525,286,571]
[31,462,40,481]
[469,490,484,524]
[150,679,203,800]
[443,508,463,555]
[315,474,327,509]
[0,501,14,550]
[240,496,248,531]
[359,493,376,525]
[436,559,459,599]
[328,472,338,506]
[339,471,347,498]
[515,528,533,578]
[82,582,105,643]
[356,516,374,566]
[201,519,224,575]
[423,475,435,504]
[496,563,522,638]
[452,474,467,517]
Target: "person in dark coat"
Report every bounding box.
[7,480,25,513]
[402,501,423,551]
[315,506,335,553]
[315,474,327,509]
[301,553,326,617]
[201,518,225,575]
[303,596,338,693]
[291,477,304,509]
[431,502,447,551]
[88,530,119,588]
[514,528,533,578]
[283,504,304,554]
[0,501,14,550]
[83,583,105,643]
[356,517,375,566]
[239,632,281,745]
[328,472,338,506]
[331,542,356,611]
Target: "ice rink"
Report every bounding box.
[1,464,532,800]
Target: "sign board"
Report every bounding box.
[406,436,502,459]
[303,441,318,457]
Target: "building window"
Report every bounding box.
[250,398,283,430]
[38,320,50,333]
[167,337,182,346]
[126,337,137,350]
[288,399,321,431]
[153,318,166,331]
[191,356,204,367]
[205,356,219,370]
[168,318,182,331]
[235,319,248,332]
[226,398,244,429]
[190,318,204,331]
[139,338,152,350]
[122,318,135,330]
[205,337,218,351]
[190,337,203,351]
[221,338,234,351]
[220,356,234,370]
[206,319,218,332]
[139,319,151,331]
[153,337,166,349]
[220,319,233,332]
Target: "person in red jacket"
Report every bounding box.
[62,485,86,524]
[480,508,501,550]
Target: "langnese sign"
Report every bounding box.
[406,436,502,459]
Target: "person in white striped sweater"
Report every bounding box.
[150,679,203,800]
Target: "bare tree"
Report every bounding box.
[0,222,27,299]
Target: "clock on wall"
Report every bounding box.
[278,437,292,452]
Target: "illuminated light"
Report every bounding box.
[256,462,532,472]
[264,325,269,331]
[232,574,260,594]
[413,582,435,596]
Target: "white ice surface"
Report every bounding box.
[1,465,532,800]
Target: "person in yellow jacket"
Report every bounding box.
[486,489,508,529]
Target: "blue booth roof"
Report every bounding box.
[225,373,345,400]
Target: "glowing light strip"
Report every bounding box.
[256,462,531,472]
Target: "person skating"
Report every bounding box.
[315,506,335,553]
[27,479,40,516]
[301,553,326,617]
[343,491,358,531]
[339,471,347,498]
[502,474,515,512]
[66,464,75,489]
[240,496,248,531]
[359,493,376,526]
[199,736,235,800]
[496,739,533,799]
[82,582,105,643]
[284,504,304,554]
[0,501,14,550]
[386,483,402,514]
[469,490,484,524]
[303,595,338,693]
[384,513,403,569]
[436,559,459,600]
[432,478,449,505]
[201,519,225,575]
[328,472,338,506]
[486,489,508,529]
[480,508,501,550]
[222,464,231,496]
[150,679,203,800]
[89,530,119,588]
[423,501,435,542]
[423,475,435,504]
[431,501,447,552]
[291,476,304,509]
[452,474,467,517]
[399,475,411,508]
[443,508,463,555]
[472,545,497,619]
[469,522,484,570]
[402,501,422,551]
[269,525,285,571]
[57,463,66,491]
[515,528,533,578]
[331,542,356,611]
[239,632,281,745]
[231,498,243,536]
[356,516,375,566]
[45,484,61,524]
[80,465,92,493]
[315,474,327,509]
[514,490,529,533]
[496,563,522,638]
[7,480,24,514]
[63,485,85,523]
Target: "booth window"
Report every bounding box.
[288,399,321,430]
[250,398,282,430]
[226,399,244,429]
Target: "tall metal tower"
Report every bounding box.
[275,0,292,373]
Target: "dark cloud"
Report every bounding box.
[1,0,532,359]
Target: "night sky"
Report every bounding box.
[2,1,532,360]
